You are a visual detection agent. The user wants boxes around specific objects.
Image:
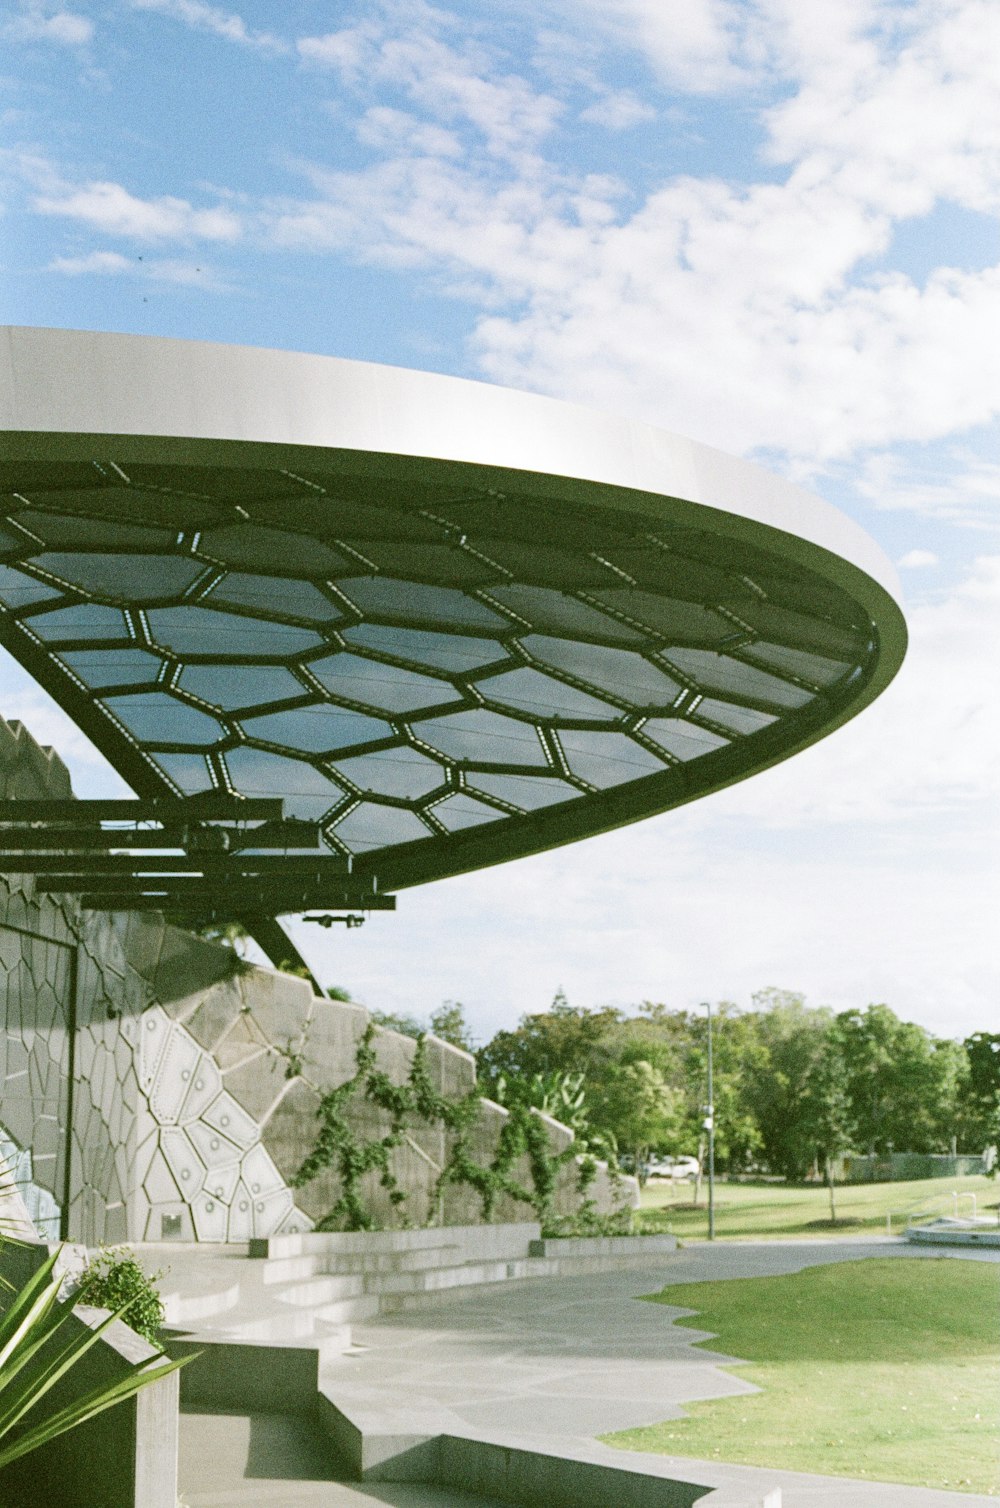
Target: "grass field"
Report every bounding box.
[636,1172,998,1241]
[603,1257,1000,1495]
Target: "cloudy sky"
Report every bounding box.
[1,0,997,1043]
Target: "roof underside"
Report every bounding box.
[0,449,897,897]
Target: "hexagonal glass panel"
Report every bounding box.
[472,538,613,589]
[742,640,852,687]
[523,635,681,708]
[20,483,211,531]
[486,585,644,643]
[338,577,509,630]
[224,747,344,820]
[464,772,584,811]
[177,663,305,710]
[206,573,342,622]
[331,802,433,852]
[59,648,162,689]
[309,652,461,714]
[198,525,348,577]
[665,648,813,708]
[0,565,63,609]
[101,692,224,745]
[342,623,507,674]
[413,709,549,767]
[0,522,27,552]
[12,510,175,552]
[587,590,732,645]
[146,606,324,658]
[694,698,778,734]
[32,552,204,602]
[557,730,666,788]
[736,602,866,661]
[332,746,446,799]
[641,717,730,762]
[479,666,616,721]
[242,705,392,753]
[156,753,216,794]
[354,540,490,586]
[430,794,508,832]
[26,604,130,641]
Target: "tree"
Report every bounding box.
[476,993,624,1093]
[837,1004,962,1156]
[367,1007,426,1039]
[741,990,831,1179]
[802,1021,853,1221]
[492,1068,613,1156]
[960,1032,1000,1153]
[429,1001,473,1052]
[596,1060,682,1178]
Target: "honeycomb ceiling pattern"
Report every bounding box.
[0,459,874,888]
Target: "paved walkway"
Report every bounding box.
[322,1237,998,1507]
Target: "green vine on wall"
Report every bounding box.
[289,1023,614,1233]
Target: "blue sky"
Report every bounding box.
[1,0,998,1042]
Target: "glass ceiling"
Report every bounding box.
[0,458,874,890]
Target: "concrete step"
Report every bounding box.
[312,1295,381,1326]
[269,1273,367,1306]
[161,1277,244,1326]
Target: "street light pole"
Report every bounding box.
[705,1000,715,1241]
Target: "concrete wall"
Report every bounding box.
[0,715,632,1242]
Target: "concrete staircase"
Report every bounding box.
[153,1223,678,1359]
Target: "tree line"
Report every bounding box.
[377,989,998,1185]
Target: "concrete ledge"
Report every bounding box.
[434,1436,709,1507]
[250,1221,541,1262]
[318,1391,444,1482]
[905,1224,1000,1247]
[528,1233,678,1259]
[167,1336,320,1412]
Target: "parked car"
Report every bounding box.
[646,1155,700,1181]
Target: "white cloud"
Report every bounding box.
[34,179,244,243]
[261,3,1000,467]
[128,0,287,53]
[355,107,462,160]
[48,249,131,275]
[2,4,92,46]
[3,4,93,46]
[856,448,1000,531]
[298,10,563,161]
[898,548,939,569]
[567,0,750,93]
[762,0,1000,217]
[578,91,655,130]
[49,248,226,287]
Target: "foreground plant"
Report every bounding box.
[0,1243,188,1471]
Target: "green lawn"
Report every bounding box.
[636,1173,997,1241]
[603,1257,1000,1495]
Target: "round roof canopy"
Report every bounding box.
[0,327,906,895]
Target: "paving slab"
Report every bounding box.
[323,1238,998,1508]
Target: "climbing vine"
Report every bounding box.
[290,1024,623,1234]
